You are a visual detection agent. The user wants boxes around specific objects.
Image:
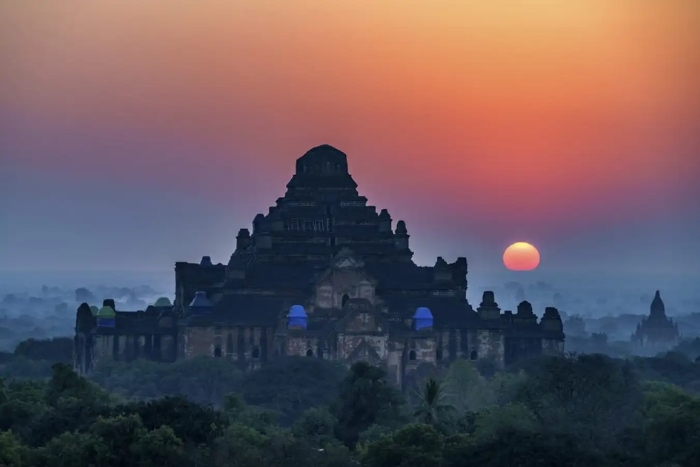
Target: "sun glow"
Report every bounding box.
[503,242,541,271]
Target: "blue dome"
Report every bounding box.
[288,305,307,318]
[413,307,433,331]
[287,305,307,329]
[413,307,433,319]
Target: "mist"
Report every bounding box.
[1,268,698,356]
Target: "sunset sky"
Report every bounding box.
[1,0,698,277]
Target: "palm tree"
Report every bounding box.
[413,378,455,426]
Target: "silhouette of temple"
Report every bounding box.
[73,144,565,388]
[631,290,680,346]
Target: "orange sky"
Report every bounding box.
[0,0,699,272]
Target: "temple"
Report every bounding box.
[631,290,680,347]
[74,144,565,388]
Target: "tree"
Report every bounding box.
[632,352,700,393]
[513,354,642,448]
[29,432,100,467]
[292,407,338,447]
[223,392,246,416]
[442,433,475,467]
[674,337,700,361]
[0,430,22,467]
[639,382,700,467]
[27,395,112,447]
[45,363,104,406]
[363,424,444,467]
[241,357,347,426]
[125,395,225,446]
[460,428,606,467]
[14,338,73,363]
[210,423,268,467]
[231,405,280,435]
[90,356,244,406]
[413,378,455,427]
[334,361,405,447]
[0,380,48,439]
[132,425,187,467]
[488,370,528,406]
[91,414,146,467]
[357,424,395,447]
[472,403,538,442]
[443,360,495,414]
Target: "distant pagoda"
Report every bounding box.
[631,290,680,346]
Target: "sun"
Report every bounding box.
[503,242,541,271]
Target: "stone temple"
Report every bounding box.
[631,290,680,346]
[74,144,565,388]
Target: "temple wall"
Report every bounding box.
[343,313,382,333]
[433,330,452,363]
[476,330,506,367]
[75,322,558,379]
[314,269,376,309]
[406,336,438,365]
[92,334,113,364]
[385,341,406,388]
[182,327,223,357]
[336,334,389,360]
[467,331,480,358]
[402,336,439,390]
[542,338,565,354]
[286,335,322,357]
[181,326,270,366]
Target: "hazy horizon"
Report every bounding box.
[1,268,697,319]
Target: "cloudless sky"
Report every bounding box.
[1,0,699,278]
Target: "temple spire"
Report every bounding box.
[286,145,357,193]
[295,144,349,175]
[650,290,666,319]
[631,289,679,346]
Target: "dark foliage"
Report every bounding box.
[14,337,73,364]
[334,361,405,447]
[122,396,225,445]
[0,352,699,467]
[463,429,609,467]
[240,356,347,425]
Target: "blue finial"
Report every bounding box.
[287,305,308,329]
[96,305,116,328]
[413,307,433,330]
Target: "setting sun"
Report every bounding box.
[503,242,541,271]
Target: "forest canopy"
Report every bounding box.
[1,342,700,467]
